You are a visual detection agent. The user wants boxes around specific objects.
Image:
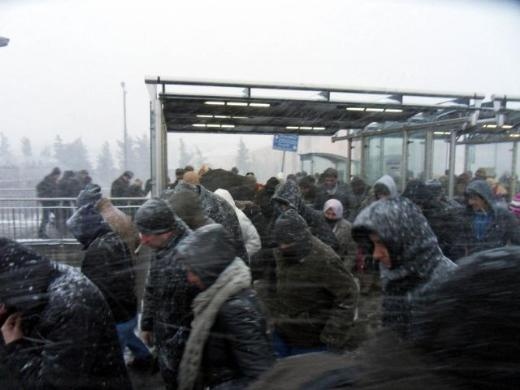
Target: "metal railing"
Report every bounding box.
[0,197,148,240]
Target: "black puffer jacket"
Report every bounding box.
[0,239,131,389]
[163,182,248,262]
[459,180,520,256]
[67,204,137,323]
[271,180,339,251]
[352,197,457,338]
[175,224,274,390]
[140,222,199,389]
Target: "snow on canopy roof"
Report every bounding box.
[145,78,520,139]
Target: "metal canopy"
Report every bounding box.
[145,77,506,137]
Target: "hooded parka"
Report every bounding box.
[162,182,249,262]
[175,224,274,390]
[459,180,520,256]
[67,204,137,324]
[0,239,131,389]
[352,197,457,338]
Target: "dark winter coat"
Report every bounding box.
[352,197,457,338]
[251,246,520,390]
[271,180,339,251]
[140,225,199,389]
[162,182,248,262]
[402,179,466,261]
[458,179,520,256]
[270,235,358,350]
[0,239,131,389]
[58,171,82,198]
[36,174,59,206]
[174,225,274,390]
[111,175,131,198]
[67,204,138,323]
[314,181,356,219]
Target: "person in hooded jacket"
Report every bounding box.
[135,198,197,390]
[249,246,520,390]
[268,209,358,356]
[0,238,132,389]
[175,224,274,390]
[162,181,249,262]
[214,188,261,258]
[458,179,520,257]
[271,180,339,251]
[323,198,357,270]
[66,204,152,369]
[313,168,355,219]
[352,197,457,339]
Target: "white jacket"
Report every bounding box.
[214,188,262,257]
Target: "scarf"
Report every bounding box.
[178,258,252,390]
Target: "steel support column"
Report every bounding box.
[401,130,409,192]
[425,130,434,180]
[448,130,457,199]
[511,141,518,198]
[151,98,167,196]
[346,137,352,183]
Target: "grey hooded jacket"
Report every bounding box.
[352,197,457,338]
[460,179,520,256]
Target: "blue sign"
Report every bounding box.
[273,134,299,152]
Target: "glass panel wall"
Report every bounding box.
[363,134,403,185]
[407,131,427,181]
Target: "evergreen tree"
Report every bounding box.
[131,133,151,181]
[53,135,65,165]
[179,138,193,168]
[21,137,32,159]
[194,146,205,169]
[0,132,13,166]
[235,138,251,173]
[96,142,117,186]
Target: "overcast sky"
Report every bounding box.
[0,0,519,165]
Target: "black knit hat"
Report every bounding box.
[273,208,309,245]
[135,198,176,234]
[175,224,236,288]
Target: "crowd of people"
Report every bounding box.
[2,164,519,389]
[35,168,147,238]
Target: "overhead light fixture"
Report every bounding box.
[221,124,235,128]
[233,116,248,119]
[366,108,385,112]
[249,102,270,107]
[193,124,206,127]
[214,115,230,119]
[434,131,451,135]
[206,124,221,128]
[346,107,365,111]
[196,114,213,118]
[385,108,403,113]
[286,126,299,130]
[484,124,497,129]
[205,101,225,105]
[510,134,520,138]
[227,101,248,106]
[502,125,513,129]
[313,127,326,131]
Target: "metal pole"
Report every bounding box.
[425,130,433,180]
[121,82,128,171]
[511,141,518,199]
[401,130,409,192]
[346,137,352,183]
[448,130,457,199]
[281,151,286,174]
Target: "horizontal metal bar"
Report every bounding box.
[145,77,494,100]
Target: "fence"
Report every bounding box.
[0,197,148,240]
